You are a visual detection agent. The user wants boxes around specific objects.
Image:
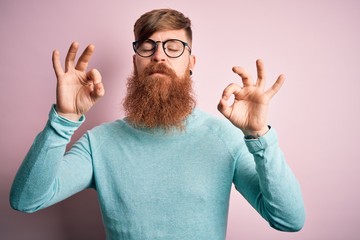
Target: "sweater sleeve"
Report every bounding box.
[232,127,305,232]
[10,106,94,213]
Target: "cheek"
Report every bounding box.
[134,57,148,74]
[174,61,190,77]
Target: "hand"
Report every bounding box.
[52,42,105,121]
[217,59,284,137]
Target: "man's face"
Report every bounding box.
[133,29,196,78]
[124,29,196,130]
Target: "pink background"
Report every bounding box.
[1,0,359,239]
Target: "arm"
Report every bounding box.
[10,42,105,212]
[218,59,305,231]
[10,107,93,212]
[233,128,305,231]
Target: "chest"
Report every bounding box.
[92,133,235,203]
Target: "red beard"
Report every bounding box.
[123,62,196,131]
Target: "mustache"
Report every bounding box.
[143,63,176,77]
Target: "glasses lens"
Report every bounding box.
[135,40,156,57]
[164,40,184,58]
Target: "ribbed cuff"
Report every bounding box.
[47,104,85,140]
[244,127,278,154]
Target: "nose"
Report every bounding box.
[151,42,166,62]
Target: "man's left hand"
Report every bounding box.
[217,59,285,137]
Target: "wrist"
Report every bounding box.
[58,112,82,121]
[243,126,270,139]
[55,106,82,121]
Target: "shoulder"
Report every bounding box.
[190,109,246,159]
[85,119,129,140]
[189,109,245,154]
[191,108,243,137]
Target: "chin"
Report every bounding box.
[149,74,172,83]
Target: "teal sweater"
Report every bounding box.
[10,106,305,239]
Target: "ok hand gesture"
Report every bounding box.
[52,42,105,121]
[217,59,284,137]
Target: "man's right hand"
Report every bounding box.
[52,42,105,121]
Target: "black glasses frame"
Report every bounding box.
[132,39,192,58]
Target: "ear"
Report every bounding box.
[132,55,138,75]
[189,54,196,71]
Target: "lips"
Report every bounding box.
[150,71,167,75]
[148,68,170,76]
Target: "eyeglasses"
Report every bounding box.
[132,39,191,58]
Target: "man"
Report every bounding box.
[10,8,305,240]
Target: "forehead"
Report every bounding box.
[148,29,189,42]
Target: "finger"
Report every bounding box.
[93,82,105,99]
[87,69,105,99]
[75,44,95,71]
[255,59,266,88]
[86,68,102,84]
[52,50,64,78]
[221,83,242,100]
[232,66,253,87]
[65,42,79,72]
[217,98,231,119]
[265,74,285,98]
